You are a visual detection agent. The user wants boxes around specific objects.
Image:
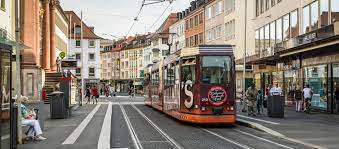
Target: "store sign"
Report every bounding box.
[297,25,335,46]
[61,60,77,68]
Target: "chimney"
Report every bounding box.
[191,1,197,10]
[89,26,94,32]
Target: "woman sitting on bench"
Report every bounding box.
[18,96,47,141]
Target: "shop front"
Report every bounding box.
[0,44,13,149]
[301,54,339,113]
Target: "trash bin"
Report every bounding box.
[267,95,284,118]
[50,91,67,119]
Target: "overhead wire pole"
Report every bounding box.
[81,11,84,106]
[243,0,248,104]
[15,0,22,144]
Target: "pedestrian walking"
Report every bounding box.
[91,85,99,104]
[128,88,132,98]
[294,87,303,112]
[256,90,263,115]
[302,84,313,113]
[100,88,103,95]
[85,86,91,104]
[246,84,258,116]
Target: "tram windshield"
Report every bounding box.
[202,56,231,85]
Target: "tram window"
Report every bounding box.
[182,65,196,83]
[202,56,231,85]
[168,68,175,85]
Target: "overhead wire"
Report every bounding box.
[146,3,172,33]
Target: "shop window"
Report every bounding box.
[255,30,260,54]
[259,27,265,51]
[276,18,283,43]
[269,21,276,47]
[304,65,328,109]
[303,5,310,34]
[331,0,339,24]
[290,9,299,38]
[320,0,329,27]
[264,24,270,51]
[282,14,290,41]
[310,1,319,31]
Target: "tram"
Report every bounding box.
[144,45,236,124]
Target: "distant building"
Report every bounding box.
[100,39,114,84]
[65,11,101,88]
[169,13,185,54]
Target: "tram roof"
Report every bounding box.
[180,45,234,57]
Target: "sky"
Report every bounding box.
[60,0,192,40]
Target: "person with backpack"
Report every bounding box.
[302,84,313,113]
[256,90,263,115]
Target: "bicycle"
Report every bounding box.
[304,98,312,113]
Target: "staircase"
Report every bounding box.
[44,72,62,104]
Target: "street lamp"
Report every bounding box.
[243,0,248,101]
[158,32,177,55]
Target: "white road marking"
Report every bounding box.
[131,104,183,149]
[202,129,253,149]
[237,115,280,125]
[96,102,145,105]
[98,102,112,149]
[62,104,101,144]
[120,104,143,149]
[234,129,294,149]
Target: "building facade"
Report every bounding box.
[65,11,101,88]
[169,14,185,54]
[100,39,114,83]
[184,0,205,47]
[205,0,225,45]
[250,0,339,113]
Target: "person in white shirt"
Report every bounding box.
[270,83,283,96]
[302,84,313,112]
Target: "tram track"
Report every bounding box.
[132,104,310,149]
[119,102,181,149]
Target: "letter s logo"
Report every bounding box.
[184,80,193,108]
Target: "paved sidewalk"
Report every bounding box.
[18,104,99,149]
[236,103,339,149]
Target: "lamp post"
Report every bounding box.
[242,0,248,102]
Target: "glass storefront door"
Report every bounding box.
[304,65,328,110]
[0,50,11,149]
[332,64,339,114]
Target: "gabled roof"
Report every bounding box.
[64,11,101,39]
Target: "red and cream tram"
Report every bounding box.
[144,45,236,124]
